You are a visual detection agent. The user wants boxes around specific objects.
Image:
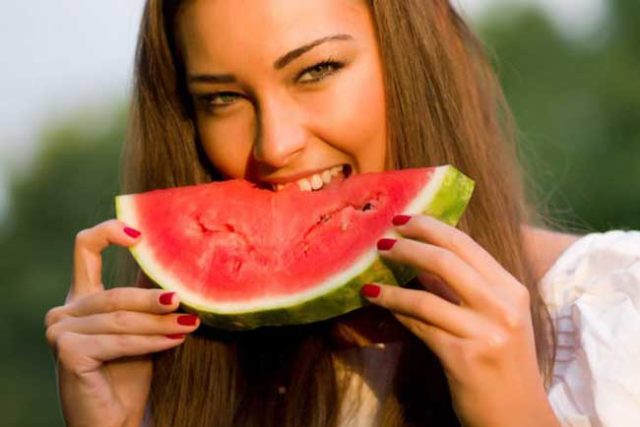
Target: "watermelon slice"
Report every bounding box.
[115,165,474,330]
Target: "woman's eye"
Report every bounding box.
[197,92,240,110]
[297,60,344,84]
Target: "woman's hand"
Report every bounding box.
[362,215,560,427]
[44,220,200,427]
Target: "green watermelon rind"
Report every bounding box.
[116,165,474,330]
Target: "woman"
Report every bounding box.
[45,1,640,426]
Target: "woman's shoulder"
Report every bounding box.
[522,226,582,283]
[537,229,640,310]
[536,229,640,426]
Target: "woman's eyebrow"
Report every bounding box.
[188,33,353,85]
[189,73,236,84]
[273,33,353,70]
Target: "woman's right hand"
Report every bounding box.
[45,220,200,427]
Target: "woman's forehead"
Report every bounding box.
[176,0,372,70]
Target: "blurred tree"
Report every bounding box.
[479,0,640,231]
[0,105,126,426]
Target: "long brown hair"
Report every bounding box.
[121,1,555,425]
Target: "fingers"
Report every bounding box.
[392,215,518,288]
[71,219,142,301]
[47,310,199,350]
[55,332,189,372]
[393,312,457,355]
[46,288,178,329]
[66,288,179,319]
[378,237,496,310]
[83,334,188,362]
[362,284,483,338]
[416,272,461,305]
[45,288,198,364]
[46,220,190,374]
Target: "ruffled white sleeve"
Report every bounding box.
[539,230,640,427]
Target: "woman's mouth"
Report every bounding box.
[267,164,353,192]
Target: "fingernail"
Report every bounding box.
[377,238,397,251]
[159,292,176,305]
[361,284,381,298]
[392,215,412,226]
[177,314,199,326]
[124,226,141,238]
[166,333,186,340]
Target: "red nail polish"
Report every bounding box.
[361,284,381,298]
[124,226,141,238]
[166,334,186,340]
[159,292,176,305]
[392,215,412,226]
[377,238,397,251]
[177,314,198,326]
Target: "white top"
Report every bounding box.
[540,230,640,427]
[337,230,640,426]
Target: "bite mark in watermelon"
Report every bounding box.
[115,165,474,330]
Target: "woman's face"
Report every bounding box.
[177,0,387,190]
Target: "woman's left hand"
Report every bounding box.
[362,214,560,427]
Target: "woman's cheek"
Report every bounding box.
[197,110,255,179]
[316,64,386,170]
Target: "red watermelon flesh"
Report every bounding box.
[116,166,474,329]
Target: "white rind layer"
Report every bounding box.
[117,166,449,315]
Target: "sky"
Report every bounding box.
[0,0,607,218]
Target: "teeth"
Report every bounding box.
[277,165,346,192]
[311,174,323,190]
[297,179,312,192]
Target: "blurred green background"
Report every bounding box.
[1,1,639,425]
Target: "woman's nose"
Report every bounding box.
[252,98,307,168]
